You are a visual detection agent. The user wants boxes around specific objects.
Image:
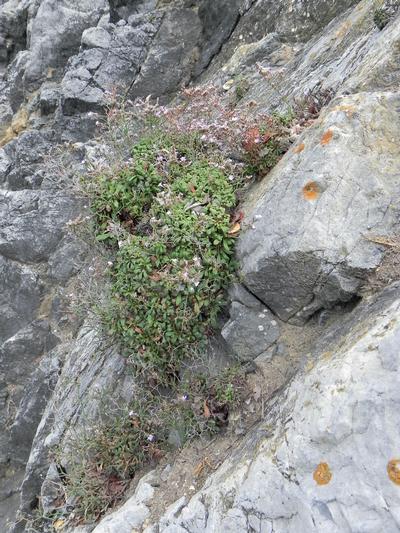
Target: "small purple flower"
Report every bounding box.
[181,393,189,402]
[147,434,156,443]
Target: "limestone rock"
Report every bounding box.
[152,284,400,533]
[0,257,43,342]
[18,325,136,514]
[221,301,280,360]
[23,0,108,90]
[0,189,81,262]
[61,13,162,114]
[237,91,400,323]
[91,471,157,533]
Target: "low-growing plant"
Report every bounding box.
[87,129,238,380]
[58,366,248,522]
[374,8,391,29]
[234,76,250,102]
[58,397,167,521]
[68,83,319,525]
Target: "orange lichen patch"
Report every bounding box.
[313,462,332,485]
[320,129,333,146]
[293,142,305,154]
[302,181,320,201]
[387,459,400,485]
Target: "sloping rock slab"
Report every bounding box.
[237,91,400,323]
[152,283,400,532]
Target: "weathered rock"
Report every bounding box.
[40,463,64,515]
[47,236,87,282]
[128,8,203,99]
[221,301,280,359]
[8,351,61,464]
[22,0,108,90]
[39,83,61,116]
[237,91,400,323]
[0,320,58,385]
[0,0,30,66]
[109,0,157,23]
[151,284,400,533]
[0,257,43,342]
[91,471,157,533]
[232,0,400,110]
[61,14,162,114]
[202,0,361,81]
[18,325,136,513]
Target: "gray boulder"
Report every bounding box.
[0,189,81,262]
[222,285,280,360]
[61,14,162,114]
[237,91,400,323]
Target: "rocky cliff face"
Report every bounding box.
[0,0,400,532]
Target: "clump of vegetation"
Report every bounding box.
[89,130,238,379]
[62,83,310,524]
[58,366,247,522]
[234,76,250,102]
[84,86,300,380]
[373,8,391,29]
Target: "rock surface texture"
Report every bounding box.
[151,284,400,533]
[0,0,400,532]
[238,91,400,323]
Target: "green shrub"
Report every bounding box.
[373,8,390,30]
[89,130,238,379]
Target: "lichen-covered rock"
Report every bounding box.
[237,91,400,323]
[151,284,400,533]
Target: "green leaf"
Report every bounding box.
[96,233,110,241]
